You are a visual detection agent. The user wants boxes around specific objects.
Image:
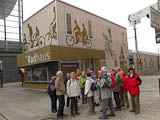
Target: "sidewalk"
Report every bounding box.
[0,75,160,120]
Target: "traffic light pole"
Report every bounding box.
[134,24,138,53]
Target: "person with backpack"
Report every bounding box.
[79,71,87,104]
[112,67,124,111]
[89,69,100,106]
[67,72,80,117]
[47,76,57,113]
[97,66,115,119]
[85,72,95,115]
[120,71,130,108]
[127,68,142,114]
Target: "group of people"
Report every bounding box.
[47,66,142,119]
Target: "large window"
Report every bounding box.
[32,66,48,81]
[84,60,95,72]
[24,65,48,82]
[25,68,32,81]
[66,13,72,35]
[88,20,93,39]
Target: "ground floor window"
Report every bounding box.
[25,64,48,82]
[84,60,95,72]
[32,66,48,81]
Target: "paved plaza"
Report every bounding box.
[0,74,160,120]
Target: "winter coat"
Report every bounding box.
[85,77,94,97]
[79,76,86,88]
[126,74,141,95]
[112,72,123,92]
[121,72,128,91]
[67,78,80,97]
[55,77,66,96]
[100,72,112,99]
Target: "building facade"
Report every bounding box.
[17,0,129,89]
[129,51,160,75]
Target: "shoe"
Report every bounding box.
[108,113,116,117]
[126,105,129,108]
[130,110,135,112]
[75,112,80,115]
[89,112,95,115]
[99,116,108,119]
[71,113,75,117]
[57,116,63,119]
[100,110,102,112]
[62,114,67,117]
[52,109,57,113]
[135,111,140,115]
[121,104,125,107]
[95,103,100,106]
[115,107,121,111]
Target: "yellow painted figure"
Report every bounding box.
[50,7,57,39]
[73,20,81,44]
[81,23,88,46]
[27,23,33,48]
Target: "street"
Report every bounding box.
[0,74,160,120]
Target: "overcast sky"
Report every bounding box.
[23,0,159,53]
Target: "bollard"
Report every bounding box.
[159,79,160,95]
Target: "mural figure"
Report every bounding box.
[102,32,117,67]
[27,23,34,48]
[73,20,81,44]
[81,23,88,46]
[33,26,40,46]
[23,33,29,51]
[66,21,92,48]
[119,46,125,61]
[45,6,57,44]
[122,32,126,46]
[108,28,112,42]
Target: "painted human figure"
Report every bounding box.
[27,23,34,48]
[81,24,88,46]
[50,7,57,40]
[73,20,81,44]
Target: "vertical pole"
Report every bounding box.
[158,0,160,11]
[2,3,7,47]
[18,0,22,43]
[134,25,138,52]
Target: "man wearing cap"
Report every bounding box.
[112,67,123,111]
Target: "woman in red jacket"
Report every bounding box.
[127,68,142,114]
[120,71,130,108]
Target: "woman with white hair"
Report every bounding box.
[67,72,80,116]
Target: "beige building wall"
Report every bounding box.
[23,1,58,52]
[22,0,129,71]
[133,53,160,75]
[57,1,129,70]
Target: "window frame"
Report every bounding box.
[65,12,73,36]
[87,20,93,39]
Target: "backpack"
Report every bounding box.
[46,84,51,94]
[91,83,96,91]
[104,73,116,88]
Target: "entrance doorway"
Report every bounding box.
[61,62,80,74]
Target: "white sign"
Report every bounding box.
[150,7,160,30]
[25,52,51,64]
[128,7,150,23]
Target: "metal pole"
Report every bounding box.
[134,25,138,52]
[18,0,22,43]
[2,3,7,47]
[158,0,160,11]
